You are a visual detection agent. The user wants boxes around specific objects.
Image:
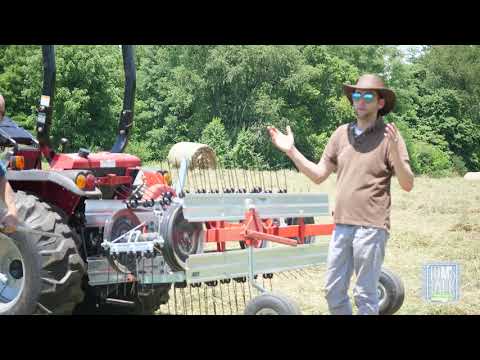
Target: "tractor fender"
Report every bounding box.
[6,169,102,198]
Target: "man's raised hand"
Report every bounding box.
[267,125,294,154]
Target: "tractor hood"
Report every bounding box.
[50,152,141,170]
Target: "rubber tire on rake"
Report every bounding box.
[378,268,405,315]
[160,203,204,272]
[93,208,171,315]
[0,191,85,315]
[104,208,143,274]
[244,293,301,315]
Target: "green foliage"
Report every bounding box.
[230,128,265,169]
[411,141,453,177]
[124,140,153,163]
[199,117,231,166]
[1,45,479,175]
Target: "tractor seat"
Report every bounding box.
[0,116,38,147]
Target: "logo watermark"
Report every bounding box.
[423,262,460,303]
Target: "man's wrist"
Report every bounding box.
[285,146,296,158]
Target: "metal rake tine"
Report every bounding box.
[275,169,281,192]
[197,286,202,315]
[227,168,235,191]
[227,281,233,315]
[214,165,222,193]
[167,296,171,315]
[196,167,203,191]
[260,169,266,192]
[219,165,227,192]
[233,280,239,314]
[181,287,187,315]
[173,285,178,315]
[203,168,211,192]
[242,168,249,192]
[198,167,205,192]
[211,285,217,315]
[189,166,197,192]
[204,284,209,315]
[220,166,229,191]
[233,167,240,192]
[207,168,214,193]
[219,282,225,315]
[189,285,194,315]
[252,169,259,191]
[222,166,229,190]
[241,281,247,307]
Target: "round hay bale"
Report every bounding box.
[464,172,480,181]
[167,142,217,169]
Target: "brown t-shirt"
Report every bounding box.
[321,118,410,232]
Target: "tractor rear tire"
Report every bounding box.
[244,293,301,315]
[0,191,85,315]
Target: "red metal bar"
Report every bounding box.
[96,175,133,186]
[298,217,305,244]
[206,227,245,243]
[245,229,298,247]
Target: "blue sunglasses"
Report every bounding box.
[352,92,376,103]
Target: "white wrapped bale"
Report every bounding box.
[167,142,217,169]
[464,172,480,181]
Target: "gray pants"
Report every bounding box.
[324,224,389,315]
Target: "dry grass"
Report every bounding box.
[138,166,480,315]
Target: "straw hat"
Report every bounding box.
[343,74,396,116]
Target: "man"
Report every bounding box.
[0,94,18,233]
[268,74,414,315]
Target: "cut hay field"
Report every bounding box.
[146,166,480,315]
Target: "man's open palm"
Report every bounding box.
[268,125,294,153]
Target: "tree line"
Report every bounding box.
[0,45,479,176]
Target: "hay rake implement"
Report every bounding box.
[84,159,335,315]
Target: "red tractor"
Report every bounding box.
[0,45,173,314]
[0,46,405,316]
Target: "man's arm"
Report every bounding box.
[385,123,414,192]
[268,125,336,185]
[286,146,335,184]
[0,176,18,233]
[0,178,17,215]
[390,149,414,192]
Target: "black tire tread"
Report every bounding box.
[244,292,301,315]
[7,191,85,315]
[378,268,405,315]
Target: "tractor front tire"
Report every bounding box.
[0,191,85,315]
